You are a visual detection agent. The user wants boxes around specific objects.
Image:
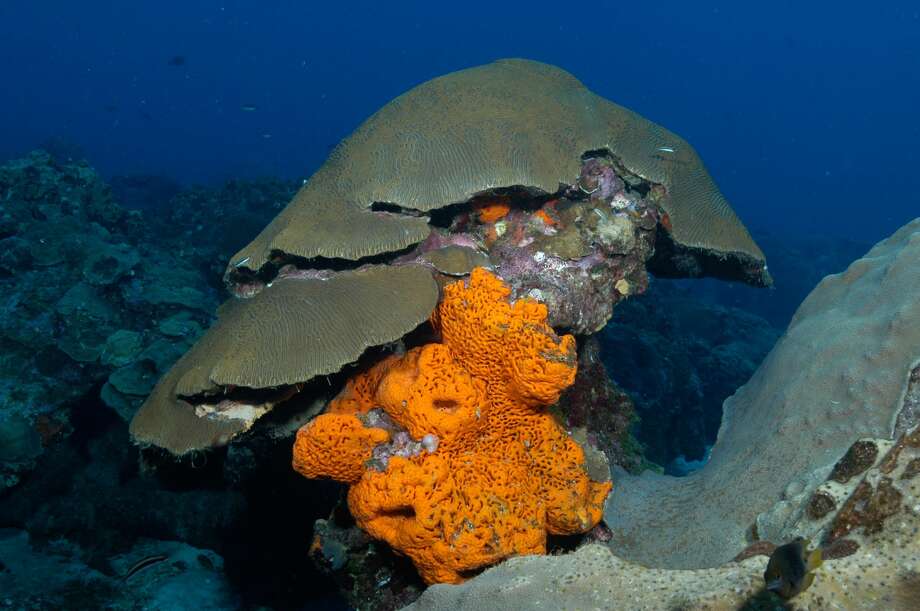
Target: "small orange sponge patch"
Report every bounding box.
[474,200,511,223]
[292,268,611,584]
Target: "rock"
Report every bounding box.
[82,243,140,286]
[0,529,238,610]
[108,360,159,397]
[0,415,43,489]
[100,330,144,368]
[158,311,203,338]
[100,382,140,421]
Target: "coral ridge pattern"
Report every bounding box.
[292,268,611,583]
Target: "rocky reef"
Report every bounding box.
[410,219,920,610]
[0,152,340,609]
[0,151,220,491]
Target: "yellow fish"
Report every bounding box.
[764,537,823,599]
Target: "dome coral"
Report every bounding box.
[292,268,611,584]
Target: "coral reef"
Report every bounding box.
[605,218,920,569]
[7,141,901,609]
[0,151,217,490]
[407,454,920,611]
[2,60,778,607]
[293,269,610,584]
[136,62,773,459]
[404,220,920,611]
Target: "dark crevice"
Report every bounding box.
[429,200,472,228]
[625,180,652,198]
[647,228,773,287]
[432,186,562,228]
[582,148,653,194]
[224,241,420,294]
[456,567,486,581]
[370,201,425,216]
[379,506,416,519]
[270,243,419,271]
[179,383,296,409]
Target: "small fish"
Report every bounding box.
[240,104,258,112]
[167,55,187,67]
[122,554,168,581]
[764,537,823,599]
[656,146,675,153]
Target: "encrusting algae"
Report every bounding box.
[292,268,611,583]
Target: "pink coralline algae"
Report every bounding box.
[360,408,439,471]
[389,156,661,334]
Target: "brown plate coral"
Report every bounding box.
[226,58,767,285]
[130,265,438,454]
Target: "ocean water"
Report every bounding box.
[1,2,918,609]
[2,1,918,239]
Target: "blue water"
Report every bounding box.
[1,1,917,242]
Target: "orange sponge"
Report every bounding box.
[293,268,611,583]
[292,413,389,484]
[474,200,511,223]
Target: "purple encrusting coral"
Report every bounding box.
[579,157,624,201]
[360,408,438,471]
[390,155,662,334]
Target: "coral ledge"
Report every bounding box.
[292,268,611,584]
